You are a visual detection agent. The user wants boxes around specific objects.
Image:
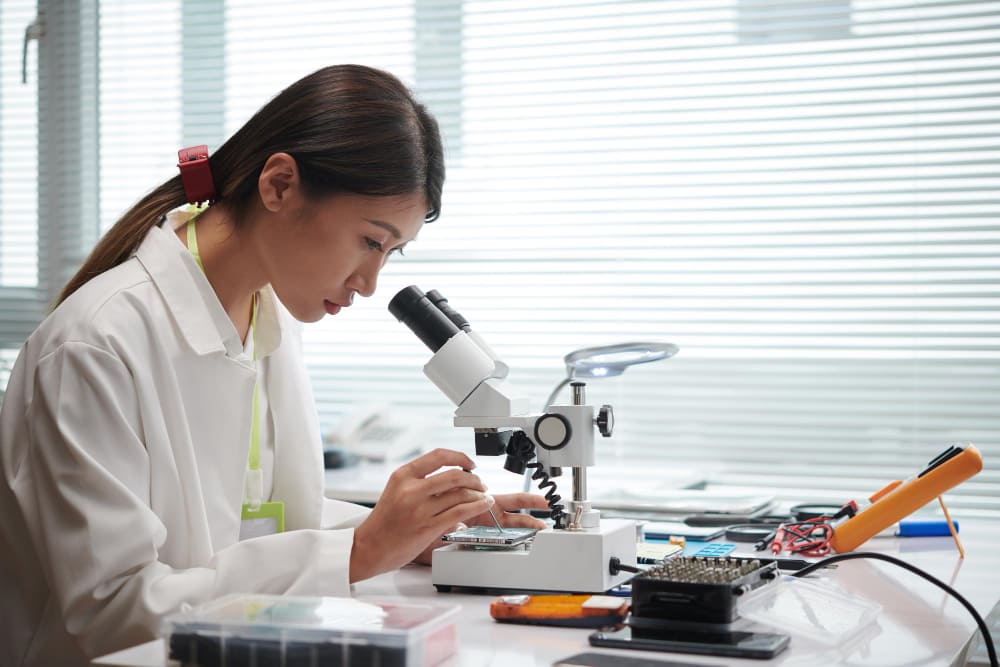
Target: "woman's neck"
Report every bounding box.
[177,206,267,342]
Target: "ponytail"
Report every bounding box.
[55,64,445,309]
[56,176,188,307]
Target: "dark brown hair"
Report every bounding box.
[57,64,444,306]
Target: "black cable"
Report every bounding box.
[724,523,776,543]
[526,462,566,528]
[683,513,788,527]
[504,432,566,528]
[792,552,997,667]
[789,503,844,521]
[608,557,642,575]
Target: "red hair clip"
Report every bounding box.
[177,145,216,204]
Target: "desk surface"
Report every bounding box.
[322,461,775,516]
[95,521,999,667]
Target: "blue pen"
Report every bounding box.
[876,519,958,537]
[897,519,957,537]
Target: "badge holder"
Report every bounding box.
[241,503,286,535]
[240,469,285,540]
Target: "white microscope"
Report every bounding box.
[388,286,638,593]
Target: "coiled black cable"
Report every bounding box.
[526,461,566,529]
[504,431,566,529]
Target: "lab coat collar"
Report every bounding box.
[134,210,283,359]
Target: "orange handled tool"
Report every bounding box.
[830,442,982,553]
[490,594,629,628]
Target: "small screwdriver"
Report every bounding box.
[487,503,505,534]
[464,468,504,533]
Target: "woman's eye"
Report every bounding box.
[366,237,406,257]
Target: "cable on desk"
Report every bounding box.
[770,520,834,557]
[793,552,998,667]
[723,523,775,543]
[608,557,642,575]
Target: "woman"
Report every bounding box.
[0,64,547,666]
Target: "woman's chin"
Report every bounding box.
[286,302,326,324]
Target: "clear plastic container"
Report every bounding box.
[161,594,460,667]
[739,575,881,647]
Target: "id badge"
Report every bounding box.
[239,501,285,540]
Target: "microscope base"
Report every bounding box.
[431,519,637,593]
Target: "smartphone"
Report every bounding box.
[554,651,717,666]
[441,525,537,546]
[589,623,789,660]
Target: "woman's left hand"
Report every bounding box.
[413,492,550,565]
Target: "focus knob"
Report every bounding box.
[596,404,614,437]
[534,413,572,450]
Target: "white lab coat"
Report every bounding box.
[0,218,370,666]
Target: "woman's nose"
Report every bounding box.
[348,257,381,298]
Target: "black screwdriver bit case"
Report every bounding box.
[630,556,780,625]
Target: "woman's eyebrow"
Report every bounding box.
[364,219,402,239]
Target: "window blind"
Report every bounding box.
[0,0,36,289]
[297,0,1000,515]
[300,0,1000,515]
[0,0,40,354]
[99,1,182,235]
[5,0,999,515]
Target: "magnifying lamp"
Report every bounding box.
[543,341,679,409]
[521,342,678,494]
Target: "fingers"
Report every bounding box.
[426,487,493,518]
[492,492,551,512]
[426,491,549,527]
[434,494,497,530]
[414,520,471,566]
[400,448,476,479]
[423,468,486,497]
[498,513,547,530]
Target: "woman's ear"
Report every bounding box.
[257,153,301,213]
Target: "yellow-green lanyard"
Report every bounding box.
[186,217,265,509]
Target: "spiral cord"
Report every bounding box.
[527,462,566,528]
[504,431,567,529]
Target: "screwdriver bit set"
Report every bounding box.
[630,556,779,625]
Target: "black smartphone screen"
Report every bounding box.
[589,624,790,660]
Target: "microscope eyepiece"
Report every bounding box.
[425,289,471,332]
[388,285,461,352]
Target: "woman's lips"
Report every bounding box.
[324,300,342,315]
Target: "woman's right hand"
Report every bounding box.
[348,448,493,583]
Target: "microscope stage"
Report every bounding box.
[432,519,637,594]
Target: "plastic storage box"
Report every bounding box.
[740,576,881,646]
[162,594,460,667]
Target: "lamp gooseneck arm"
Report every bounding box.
[544,376,573,411]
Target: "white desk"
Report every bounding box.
[322,461,783,522]
[95,522,999,666]
[321,460,706,507]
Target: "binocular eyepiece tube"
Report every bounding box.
[388,285,470,352]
